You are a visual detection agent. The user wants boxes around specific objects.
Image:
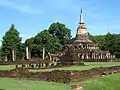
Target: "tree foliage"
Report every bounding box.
[34,30,62,53]
[103,33,120,58]
[1,24,23,60]
[1,22,120,60]
[48,22,71,45]
[91,33,120,58]
[25,22,72,58]
[25,30,62,58]
[90,35,105,50]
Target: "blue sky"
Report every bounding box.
[0,0,120,44]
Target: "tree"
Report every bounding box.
[25,37,34,46]
[24,22,72,58]
[48,22,71,45]
[90,35,105,50]
[1,24,23,61]
[103,33,120,58]
[103,33,114,54]
[90,33,120,58]
[25,30,63,58]
[30,44,42,58]
[110,34,120,58]
[33,30,62,57]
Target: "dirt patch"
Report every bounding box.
[0,66,120,83]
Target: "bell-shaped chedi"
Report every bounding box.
[75,9,92,42]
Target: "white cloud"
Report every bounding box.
[0,0,39,14]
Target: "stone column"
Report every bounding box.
[99,55,100,59]
[106,53,109,58]
[95,54,98,59]
[103,55,105,59]
[48,52,52,61]
[108,53,110,58]
[81,54,84,59]
[113,55,115,58]
[86,54,89,59]
[79,54,81,59]
[81,44,83,48]
[12,49,15,61]
[93,53,96,59]
[110,55,112,59]
[92,53,94,59]
[88,54,91,59]
[42,47,45,60]
[5,55,8,61]
[100,54,102,59]
[87,44,88,49]
[26,46,29,60]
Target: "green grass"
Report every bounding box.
[0,65,15,70]
[0,62,120,72]
[0,73,120,90]
[0,62,120,90]
[30,62,120,72]
[0,78,70,90]
[76,73,120,90]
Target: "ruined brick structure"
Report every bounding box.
[58,9,115,65]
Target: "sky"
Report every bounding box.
[0,0,120,45]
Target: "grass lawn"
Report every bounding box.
[0,62,120,72]
[79,73,120,90]
[0,73,120,90]
[30,62,120,72]
[0,62,120,90]
[0,65,15,70]
[0,78,70,90]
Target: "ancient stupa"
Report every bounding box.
[59,9,115,65]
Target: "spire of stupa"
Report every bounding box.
[79,9,84,24]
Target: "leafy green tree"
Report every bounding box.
[30,44,42,58]
[18,43,25,59]
[33,30,62,56]
[48,22,71,45]
[90,33,120,58]
[104,33,114,54]
[25,37,34,46]
[25,30,63,58]
[24,22,72,58]
[110,34,120,58]
[89,34,97,43]
[1,24,23,61]
[90,35,105,50]
[103,33,120,58]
